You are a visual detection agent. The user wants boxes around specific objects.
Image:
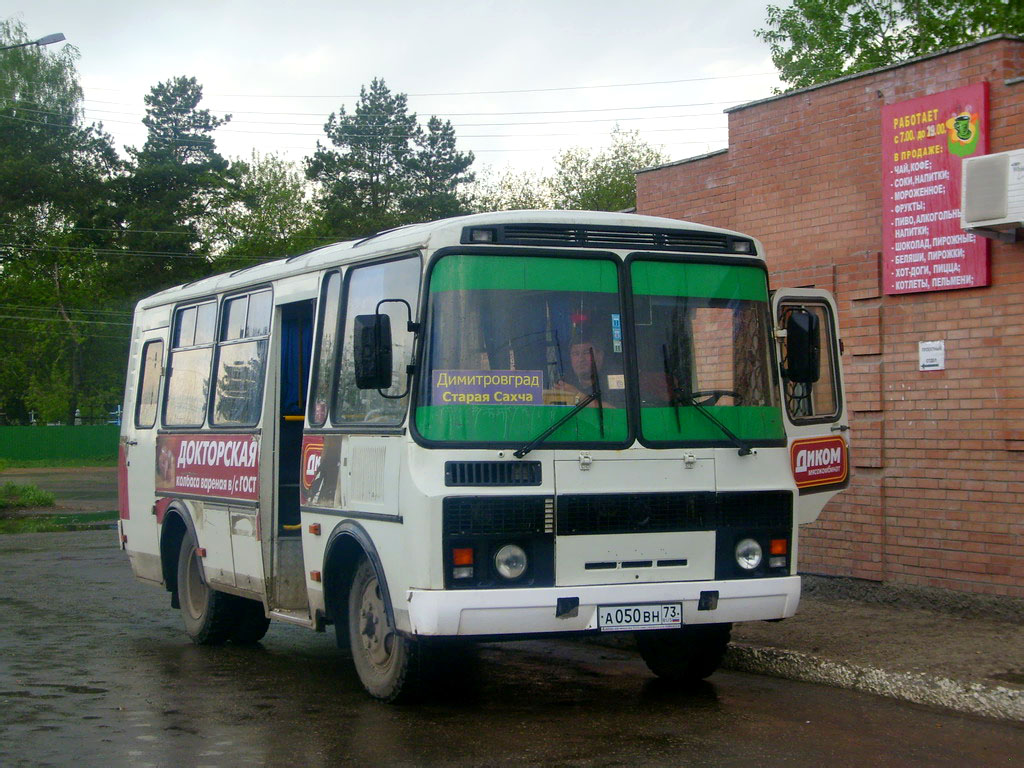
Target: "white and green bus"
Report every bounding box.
[119,210,849,701]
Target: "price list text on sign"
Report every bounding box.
[881,83,989,295]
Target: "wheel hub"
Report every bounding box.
[358,577,394,668]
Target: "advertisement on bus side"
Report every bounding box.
[155,433,260,501]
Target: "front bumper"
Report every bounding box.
[404,575,801,637]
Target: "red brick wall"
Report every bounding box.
[637,38,1024,597]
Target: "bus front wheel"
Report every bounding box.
[229,598,271,645]
[177,532,237,645]
[635,623,732,683]
[348,558,421,702]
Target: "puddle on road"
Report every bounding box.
[988,670,1024,685]
[0,683,109,699]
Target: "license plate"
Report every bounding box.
[597,603,682,632]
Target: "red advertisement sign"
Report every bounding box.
[299,434,338,507]
[156,433,260,501]
[791,436,848,490]
[301,437,323,493]
[881,83,989,295]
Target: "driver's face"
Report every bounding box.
[570,343,603,379]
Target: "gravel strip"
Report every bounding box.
[725,644,1024,722]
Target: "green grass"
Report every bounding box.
[0,456,117,468]
[0,510,118,534]
[0,482,56,511]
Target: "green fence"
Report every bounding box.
[0,425,119,462]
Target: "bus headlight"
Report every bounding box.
[735,538,763,571]
[494,544,527,580]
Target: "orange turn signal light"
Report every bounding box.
[770,539,788,556]
[452,547,474,566]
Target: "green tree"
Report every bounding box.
[757,0,1024,91]
[404,116,475,220]
[207,151,321,268]
[0,19,126,424]
[117,76,236,290]
[306,78,474,238]
[470,166,553,212]
[470,128,666,213]
[548,127,667,211]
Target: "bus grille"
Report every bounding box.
[556,491,791,535]
[461,223,753,255]
[445,461,541,486]
[717,491,793,528]
[443,496,552,535]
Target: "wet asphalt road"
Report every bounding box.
[1,532,1022,768]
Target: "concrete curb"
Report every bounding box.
[724,644,1024,722]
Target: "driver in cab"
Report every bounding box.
[549,335,624,407]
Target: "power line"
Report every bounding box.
[0,325,130,341]
[0,112,727,153]
[0,241,267,261]
[80,97,750,118]
[0,313,131,326]
[0,303,131,316]
[79,72,777,99]
[215,124,728,139]
[7,86,752,118]
[0,223,338,243]
[76,105,730,129]
[1,108,727,139]
[0,223,193,237]
[1,102,728,159]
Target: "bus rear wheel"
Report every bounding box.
[177,532,237,645]
[348,558,421,702]
[635,623,732,683]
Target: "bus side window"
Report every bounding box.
[135,340,164,429]
[211,289,272,427]
[164,301,217,427]
[309,272,341,427]
[333,256,420,425]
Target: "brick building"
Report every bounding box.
[636,36,1024,597]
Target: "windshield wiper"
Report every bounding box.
[514,348,604,458]
[671,386,754,457]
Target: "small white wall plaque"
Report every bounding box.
[919,340,945,371]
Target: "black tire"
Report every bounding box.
[635,623,732,683]
[348,558,422,702]
[176,532,238,645]
[230,597,271,645]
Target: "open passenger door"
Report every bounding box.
[772,289,850,524]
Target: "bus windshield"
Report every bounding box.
[415,253,784,447]
[629,259,783,444]
[416,253,628,445]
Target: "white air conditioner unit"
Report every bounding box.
[961,147,1024,242]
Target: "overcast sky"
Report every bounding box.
[12,1,786,175]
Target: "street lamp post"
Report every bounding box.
[0,33,66,52]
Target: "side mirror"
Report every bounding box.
[784,309,820,384]
[353,314,393,390]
